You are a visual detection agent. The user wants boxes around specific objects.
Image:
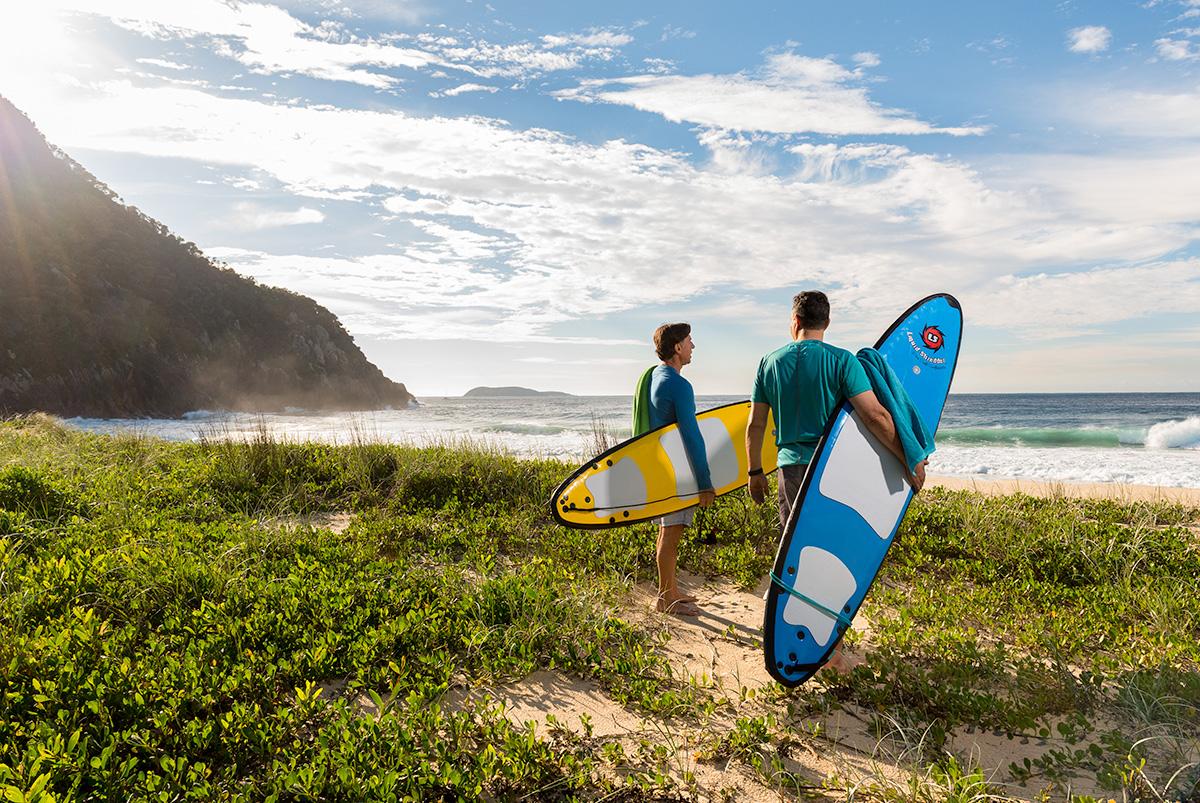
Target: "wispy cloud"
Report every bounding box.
[229,202,325,230]
[554,52,987,136]
[542,29,632,48]
[660,25,696,42]
[969,260,1200,335]
[274,0,428,26]
[967,35,1015,65]
[1067,25,1112,53]
[31,1,630,93]
[411,26,631,80]
[90,1,435,89]
[1059,84,1200,138]
[429,82,499,97]
[6,0,1198,382]
[30,80,1190,343]
[1156,36,1200,59]
[136,57,188,70]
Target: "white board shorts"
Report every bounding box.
[657,506,696,527]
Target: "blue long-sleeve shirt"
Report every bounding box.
[648,365,712,491]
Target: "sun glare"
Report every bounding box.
[0,3,96,115]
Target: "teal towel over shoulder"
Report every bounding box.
[856,348,935,473]
[631,365,655,437]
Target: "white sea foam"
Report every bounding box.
[64,396,1200,489]
[929,445,1200,488]
[1144,415,1200,450]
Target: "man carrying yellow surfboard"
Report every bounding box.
[634,322,715,617]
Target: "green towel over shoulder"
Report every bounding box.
[631,365,656,437]
[856,348,935,473]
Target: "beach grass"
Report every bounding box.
[1,414,1198,801]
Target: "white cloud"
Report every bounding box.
[425,38,615,79]
[1057,84,1200,139]
[541,29,633,49]
[14,1,618,94]
[274,0,427,25]
[47,0,435,89]
[1067,25,1112,53]
[853,51,881,67]
[660,25,696,42]
[430,82,499,97]
[642,57,675,74]
[1156,37,1200,59]
[12,79,1191,344]
[136,57,188,70]
[5,8,1197,360]
[554,52,987,136]
[228,202,326,229]
[968,260,1200,336]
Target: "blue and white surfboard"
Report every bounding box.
[763,294,962,687]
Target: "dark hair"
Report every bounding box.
[792,291,830,329]
[653,322,691,361]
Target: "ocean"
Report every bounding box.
[66,393,1200,489]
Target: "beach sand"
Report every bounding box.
[929,473,1200,506]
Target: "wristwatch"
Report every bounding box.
[748,467,764,477]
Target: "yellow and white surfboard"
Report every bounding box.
[551,401,779,528]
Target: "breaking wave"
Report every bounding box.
[941,418,1200,450]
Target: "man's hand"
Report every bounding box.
[748,473,769,504]
[698,489,716,508]
[909,460,927,493]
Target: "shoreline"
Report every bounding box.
[928,473,1200,506]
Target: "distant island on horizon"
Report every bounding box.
[463,386,574,398]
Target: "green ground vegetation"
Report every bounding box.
[1,415,1198,801]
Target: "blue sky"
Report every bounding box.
[2,0,1199,396]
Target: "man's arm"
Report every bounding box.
[746,402,770,503]
[848,390,926,492]
[673,379,715,506]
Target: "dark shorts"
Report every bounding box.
[777,463,810,533]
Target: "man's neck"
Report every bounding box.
[793,329,826,342]
[663,357,685,372]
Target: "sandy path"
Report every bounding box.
[268,511,354,533]
[630,570,775,695]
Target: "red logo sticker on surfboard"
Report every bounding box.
[906,324,948,366]
[921,325,944,351]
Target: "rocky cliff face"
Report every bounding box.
[0,97,414,417]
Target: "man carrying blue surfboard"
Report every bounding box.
[635,322,715,617]
[745,291,926,668]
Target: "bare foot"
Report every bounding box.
[655,595,701,617]
[818,649,863,676]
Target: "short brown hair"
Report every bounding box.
[653,322,691,361]
[792,291,830,329]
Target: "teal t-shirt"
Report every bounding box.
[751,340,871,466]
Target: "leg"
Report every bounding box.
[656,511,699,615]
[765,464,807,602]
[777,463,807,534]
[775,463,858,673]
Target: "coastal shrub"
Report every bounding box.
[388,448,559,513]
[2,422,1199,800]
[0,465,81,521]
